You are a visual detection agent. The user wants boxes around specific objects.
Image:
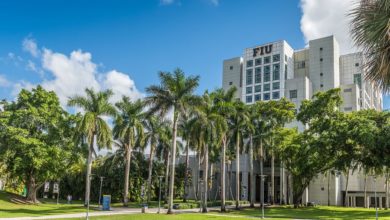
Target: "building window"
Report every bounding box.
[264,56,271,64]
[344,88,352,93]
[272,82,280,90]
[297,61,305,69]
[355,63,359,67]
[254,85,261,93]
[272,91,280,99]
[285,55,288,62]
[255,68,261,83]
[263,93,270,101]
[246,95,253,103]
[289,90,297,99]
[320,58,323,62]
[246,86,252,94]
[229,66,233,70]
[246,69,253,85]
[254,94,261,101]
[246,60,253,67]
[354,73,362,88]
[320,84,324,88]
[344,107,353,111]
[320,72,323,76]
[320,47,323,51]
[264,65,270,82]
[264,83,270,92]
[273,54,280,62]
[273,64,280,80]
[255,58,262,66]
[229,81,233,85]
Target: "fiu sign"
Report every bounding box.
[253,44,273,57]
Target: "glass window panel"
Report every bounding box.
[246,69,253,85]
[264,56,271,64]
[263,93,270,101]
[273,54,280,62]
[255,58,262,66]
[255,85,261,93]
[264,83,270,91]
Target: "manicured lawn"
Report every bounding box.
[0,191,90,217]
[56,206,390,220]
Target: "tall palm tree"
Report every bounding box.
[143,116,169,203]
[350,0,390,92]
[212,87,236,211]
[246,105,256,208]
[230,100,250,210]
[113,97,145,206]
[68,88,116,206]
[191,91,227,213]
[145,68,200,214]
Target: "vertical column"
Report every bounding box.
[242,171,249,201]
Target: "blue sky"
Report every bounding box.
[0,0,389,109]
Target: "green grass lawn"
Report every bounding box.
[55,206,390,220]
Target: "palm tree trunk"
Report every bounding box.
[123,146,132,206]
[202,144,209,213]
[344,168,350,207]
[164,149,170,203]
[147,144,155,203]
[167,111,179,214]
[271,152,275,204]
[249,134,255,208]
[235,131,240,210]
[364,172,367,208]
[183,140,190,202]
[195,152,201,201]
[385,171,389,210]
[220,137,227,212]
[260,139,264,208]
[85,139,94,206]
[209,163,213,202]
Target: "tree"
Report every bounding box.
[113,97,145,206]
[0,86,75,203]
[145,68,200,214]
[143,116,169,203]
[230,100,249,210]
[212,87,236,211]
[68,88,116,206]
[350,0,390,91]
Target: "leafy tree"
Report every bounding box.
[113,97,145,206]
[350,0,390,91]
[145,68,200,214]
[68,88,116,206]
[0,86,76,203]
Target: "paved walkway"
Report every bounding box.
[0,205,239,220]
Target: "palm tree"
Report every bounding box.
[113,97,145,206]
[246,105,256,208]
[143,116,169,203]
[191,91,226,213]
[350,0,390,92]
[212,87,236,212]
[68,88,116,206]
[145,68,200,214]
[230,100,250,210]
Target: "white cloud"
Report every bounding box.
[0,75,10,87]
[160,0,174,5]
[300,0,357,54]
[22,38,40,57]
[103,70,143,103]
[26,60,45,77]
[13,41,144,107]
[210,0,219,6]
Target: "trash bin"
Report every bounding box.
[141,204,148,213]
[102,195,111,211]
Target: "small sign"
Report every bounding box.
[53,183,59,194]
[44,182,50,193]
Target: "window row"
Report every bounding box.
[246,91,280,103]
[246,64,280,85]
[246,54,280,67]
[246,82,280,94]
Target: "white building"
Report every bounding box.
[215,35,385,207]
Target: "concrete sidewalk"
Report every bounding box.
[0,204,252,220]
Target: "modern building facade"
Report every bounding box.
[186,36,386,208]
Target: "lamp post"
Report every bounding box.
[98,176,105,209]
[86,174,94,220]
[260,174,267,219]
[158,176,163,214]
